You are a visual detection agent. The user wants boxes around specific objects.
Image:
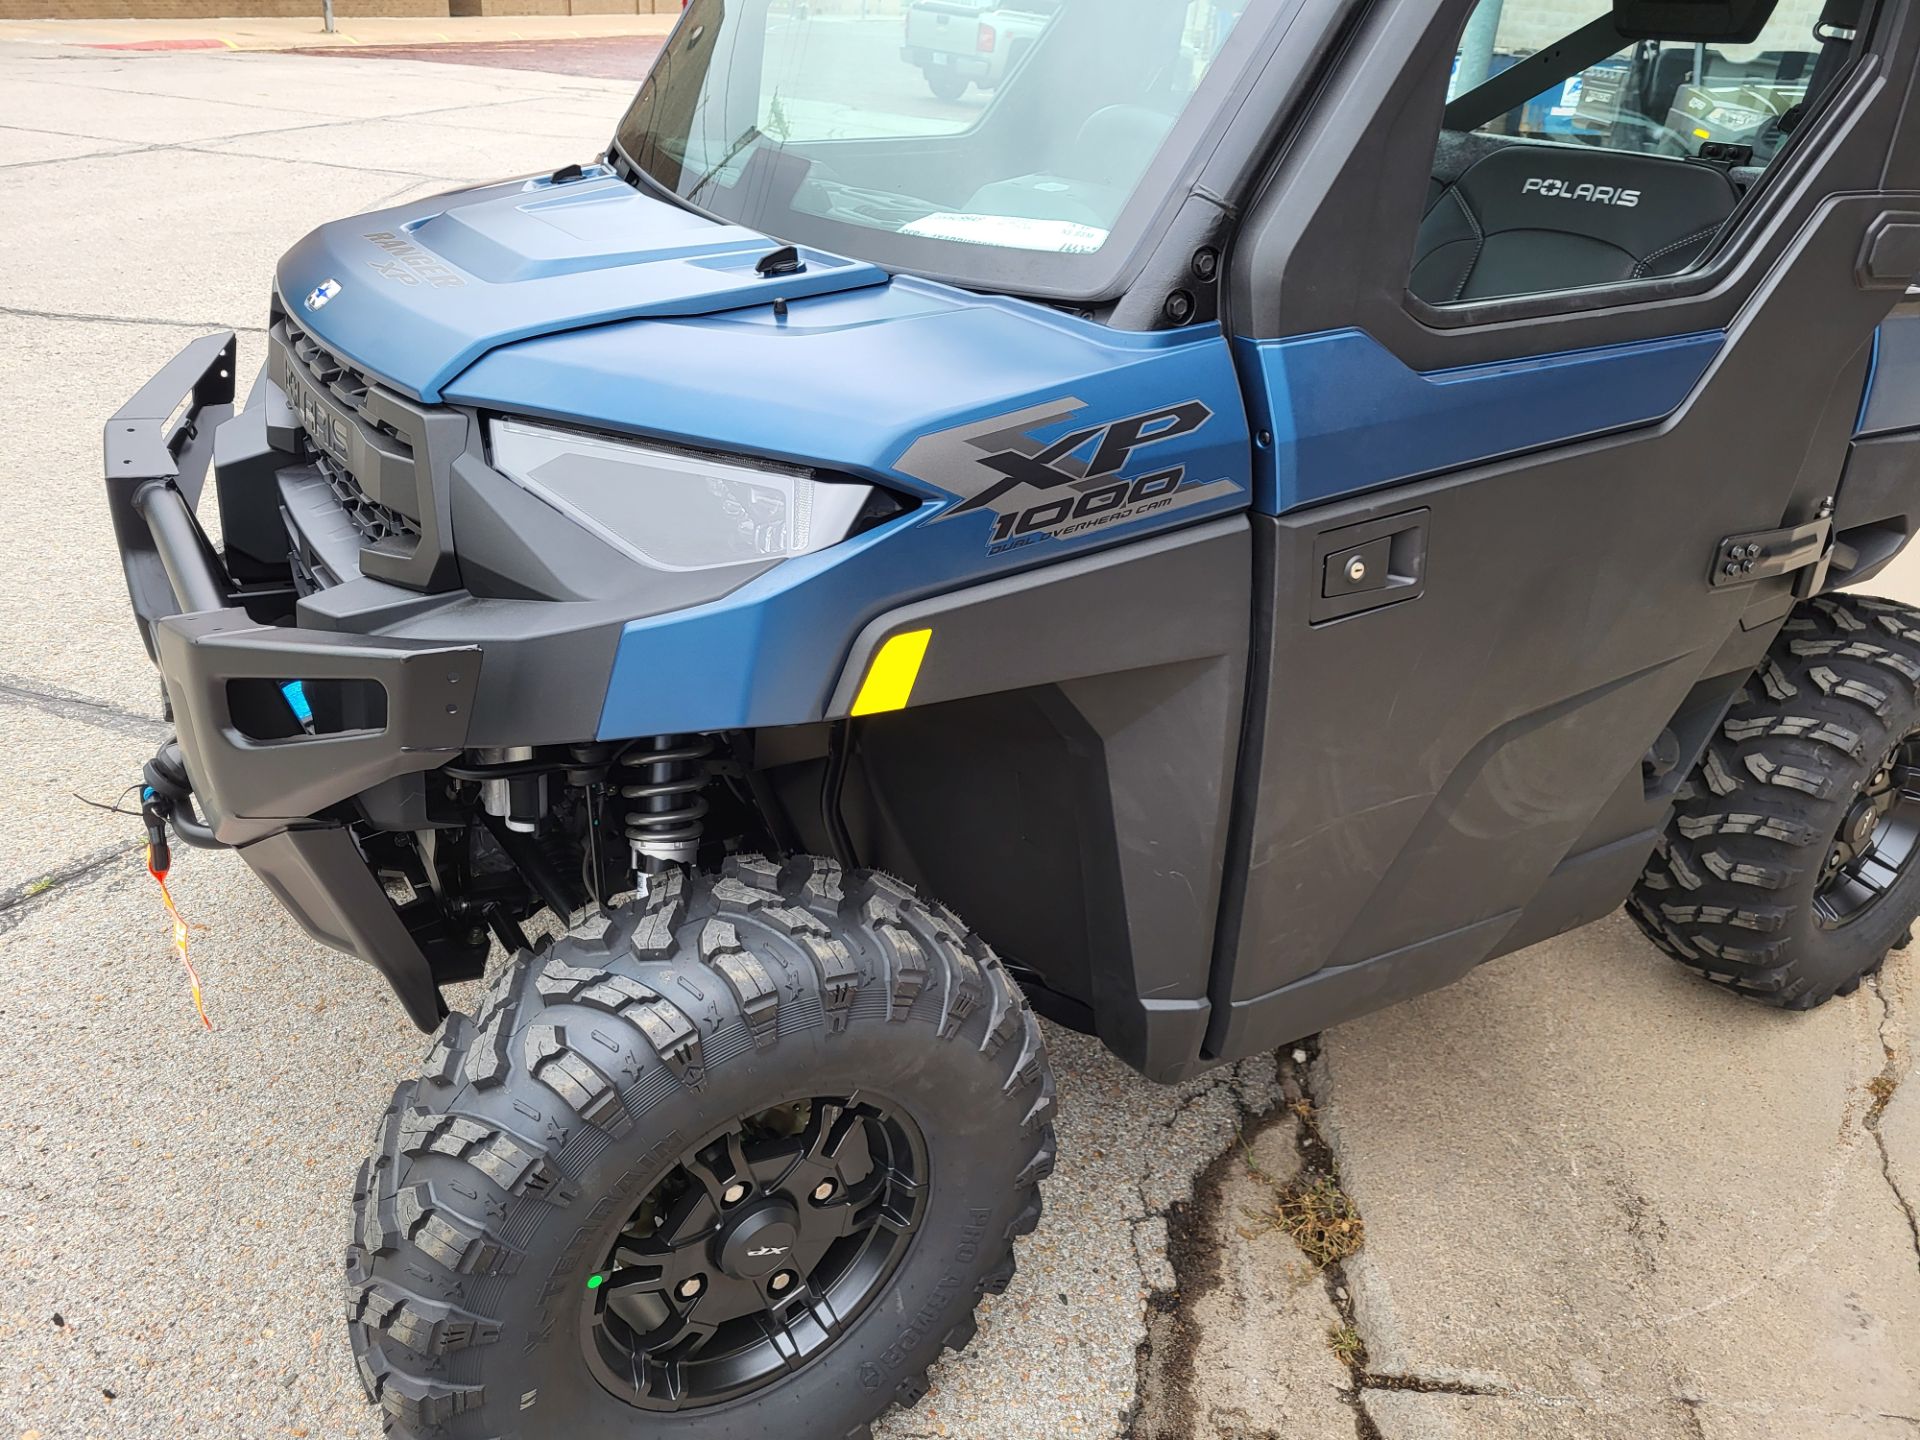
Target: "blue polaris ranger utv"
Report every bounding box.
[104,0,1920,1431]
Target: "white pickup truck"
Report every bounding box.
[901,0,1057,101]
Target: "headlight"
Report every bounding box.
[489,418,875,573]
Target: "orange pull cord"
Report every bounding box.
[147,844,212,1030]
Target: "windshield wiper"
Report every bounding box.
[609,141,704,214]
[684,126,766,207]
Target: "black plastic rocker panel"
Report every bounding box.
[824,517,1251,1082]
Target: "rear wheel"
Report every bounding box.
[925,66,969,101]
[347,855,1055,1439]
[1630,593,1920,1007]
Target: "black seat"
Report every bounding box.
[1410,144,1738,304]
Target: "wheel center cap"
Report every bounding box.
[716,1199,801,1278]
[1846,798,1883,849]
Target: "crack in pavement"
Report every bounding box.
[1289,1045,1913,1430]
[0,119,119,138]
[1130,1048,1357,1440]
[0,90,600,179]
[1867,976,1920,1273]
[0,674,162,736]
[0,127,125,171]
[1314,978,1920,1434]
[0,58,604,110]
[0,840,141,935]
[1576,994,1893,1340]
[3,46,630,91]
[1126,1064,1262,1431]
[183,145,444,182]
[364,174,471,210]
[0,303,269,334]
[1127,1105,1244,1439]
[875,1042,1285,1440]
[1282,1040,1386,1440]
[0,670,167,738]
[1363,1388,1920,1430]
[1352,1339,1920,1430]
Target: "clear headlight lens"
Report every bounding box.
[489,418,874,573]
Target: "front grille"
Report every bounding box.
[270,314,462,592]
[282,319,418,549]
[314,450,421,547]
[284,318,402,440]
[287,531,336,596]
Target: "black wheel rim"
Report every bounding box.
[580,1095,928,1412]
[1815,735,1920,928]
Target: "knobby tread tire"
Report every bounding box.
[1629,593,1920,1009]
[346,855,1056,1440]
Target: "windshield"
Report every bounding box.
[611,0,1266,299]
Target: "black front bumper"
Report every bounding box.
[105,332,482,1029]
[107,325,764,1027]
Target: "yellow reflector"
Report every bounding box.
[1693,127,1712,139]
[851,629,933,717]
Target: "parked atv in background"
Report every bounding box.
[1465,32,1822,158]
[102,0,1920,1434]
[1664,70,1810,145]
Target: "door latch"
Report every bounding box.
[1712,499,1834,598]
[1309,509,1428,623]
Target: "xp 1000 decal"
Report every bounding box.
[896,398,1243,556]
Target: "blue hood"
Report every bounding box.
[275,169,889,402]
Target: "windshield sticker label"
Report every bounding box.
[897,399,1241,557]
[899,213,1110,255]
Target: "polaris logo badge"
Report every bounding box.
[286,368,351,464]
[1522,177,1641,207]
[303,278,341,312]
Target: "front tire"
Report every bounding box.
[1630,593,1920,1007]
[347,855,1055,1439]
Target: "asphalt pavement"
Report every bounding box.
[0,34,1914,1440]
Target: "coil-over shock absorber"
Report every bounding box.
[618,735,713,874]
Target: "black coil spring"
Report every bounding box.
[618,735,713,863]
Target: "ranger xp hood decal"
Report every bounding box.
[899,398,1240,556]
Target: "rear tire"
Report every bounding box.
[1630,593,1920,1008]
[925,67,969,101]
[346,855,1055,1439]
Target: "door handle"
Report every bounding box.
[1310,509,1428,623]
